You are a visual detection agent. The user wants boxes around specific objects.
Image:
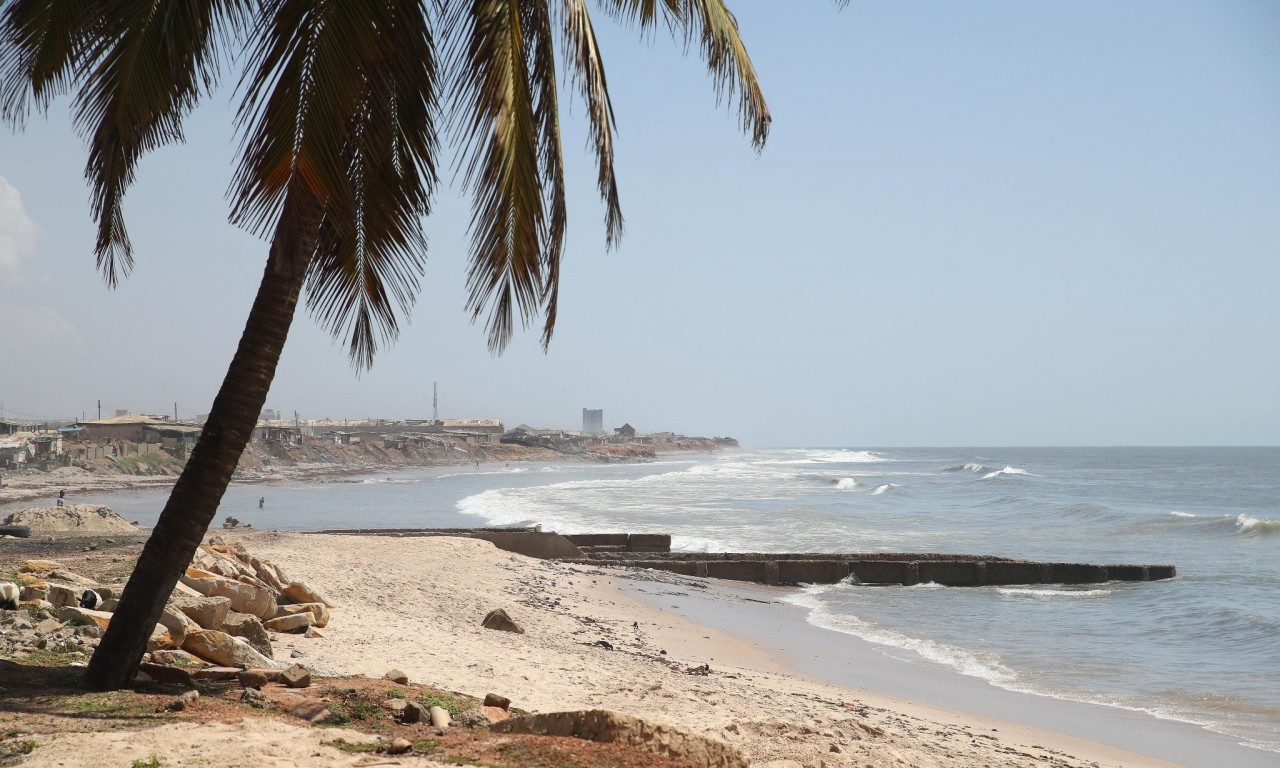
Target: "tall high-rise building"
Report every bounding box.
[582,408,604,435]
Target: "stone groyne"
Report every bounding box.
[316,528,1175,588]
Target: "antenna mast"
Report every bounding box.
[432,382,438,421]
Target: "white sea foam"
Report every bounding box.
[942,462,988,473]
[981,466,1035,480]
[872,483,902,495]
[834,478,860,490]
[783,586,1018,685]
[1236,514,1280,535]
[997,587,1112,599]
[1170,511,1198,518]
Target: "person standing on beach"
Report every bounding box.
[259,496,264,509]
[57,489,65,507]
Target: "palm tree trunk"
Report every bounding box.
[84,241,307,691]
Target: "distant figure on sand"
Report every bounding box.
[259,496,265,509]
[56,489,65,507]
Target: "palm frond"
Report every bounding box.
[603,0,769,150]
[446,0,551,354]
[0,0,98,126]
[560,0,622,248]
[233,0,437,368]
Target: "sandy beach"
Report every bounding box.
[22,531,1223,767]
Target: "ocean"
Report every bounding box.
[58,446,1280,757]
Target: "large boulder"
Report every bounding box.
[58,606,112,631]
[281,581,336,609]
[221,612,273,659]
[157,606,200,648]
[182,629,279,669]
[167,593,232,630]
[493,710,748,768]
[273,602,330,628]
[264,613,311,633]
[180,569,276,620]
[2,505,140,535]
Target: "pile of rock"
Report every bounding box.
[0,538,335,672]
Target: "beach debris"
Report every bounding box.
[383,668,409,684]
[493,709,749,768]
[481,608,524,634]
[593,639,614,650]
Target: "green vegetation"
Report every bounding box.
[418,691,471,719]
[385,688,405,699]
[323,738,380,755]
[0,738,37,761]
[130,755,163,768]
[8,649,81,667]
[321,688,384,726]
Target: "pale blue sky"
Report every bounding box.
[1,1,1277,446]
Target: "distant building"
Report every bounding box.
[582,408,604,435]
[614,423,636,440]
[441,418,504,435]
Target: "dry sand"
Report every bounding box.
[31,532,1192,767]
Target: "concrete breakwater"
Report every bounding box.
[315,528,1175,588]
[560,533,1176,587]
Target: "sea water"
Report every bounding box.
[53,447,1280,754]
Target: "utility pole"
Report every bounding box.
[433,382,438,421]
[97,400,101,420]
[174,402,178,422]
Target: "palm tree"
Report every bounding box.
[1,0,770,690]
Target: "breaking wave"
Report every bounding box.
[834,478,860,490]
[871,483,902,495]
[1167,511,1280,537]
[982,466,1035,480]
[997,587,1112,599]
[942,463,989,473]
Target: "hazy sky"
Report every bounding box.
[1,1,1277,447]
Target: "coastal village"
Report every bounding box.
[0,407,738,481]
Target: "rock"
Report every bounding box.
[181,570,276,620]
[221,612,273,659]
[400,701,425,724]
[139,662,197,689]
[165,689,200,711]
[483,706,510,723]
[304,626,324,639]
[167,593,232,630]
[20,560,65,573]
[281,581,337,609]
[240,688,269,709]
[157,606,199,648]
[281,663,311,688]
[191,666,241,681]
[428,705,451,728]
[493,710,748,768]
[383,669,409,684]
[45,584,78,609]
[182,629,279,669]
[150,649,204,668]
[237,668,273,688]
[58,606,112,630]
[264,613,311,633]
[382,699,408,713]
[34,617,63,635]
[147,624,178,653]
[17,573,47,588]
[483,693,511,710]
[274,602,330,628]
[386,738,412,755]
[481,608,523,634]
[286,698,331,722]
[99,598,119,612]
[290,649,304,659]
[75,624,102,639]
[4,505,139,535]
